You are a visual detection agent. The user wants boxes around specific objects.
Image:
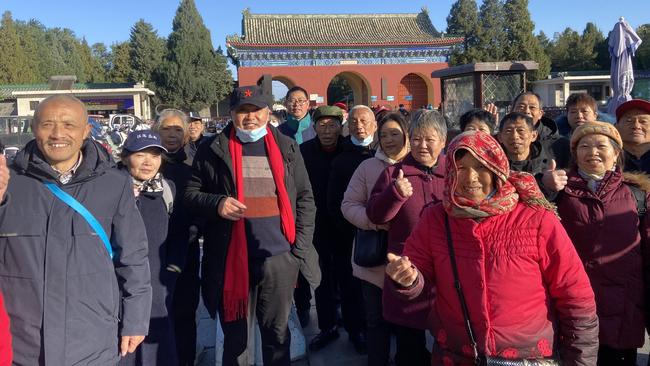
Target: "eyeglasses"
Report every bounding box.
[287,99,308,106]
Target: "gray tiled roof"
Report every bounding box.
[227,10,462,47]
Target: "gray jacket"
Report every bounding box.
[0,139,152,365]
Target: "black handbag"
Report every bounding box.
[352,228,388,267]
[443,214,561,366]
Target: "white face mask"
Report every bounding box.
[351,134,373,147]
[236,124,268,143]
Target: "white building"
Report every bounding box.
[0,76,155,119]
[532,72,612,108]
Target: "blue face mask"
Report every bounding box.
[236,124,268,143]
[351,134,373,147]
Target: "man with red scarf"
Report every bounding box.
[184,85,320,366]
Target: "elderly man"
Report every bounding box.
[185,85,319,366]
[615,99,650,173]
[279,86,316,144]
[299,106,348,350]
[187,112,206,160]
[0,95,151,365]
[326,105,378,353]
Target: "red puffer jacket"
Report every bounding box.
[556,169,650,350]
[0,292,11,366]
[394,202,598,366]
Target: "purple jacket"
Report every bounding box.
[556,169,650,349]
[366,153,446,329]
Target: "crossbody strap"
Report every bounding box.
[444,213,479,363]
[44,182,113,259]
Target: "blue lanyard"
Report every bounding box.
[44,182,113,259]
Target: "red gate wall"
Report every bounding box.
[237,63,448,109]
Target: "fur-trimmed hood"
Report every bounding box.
[623,171,650,193]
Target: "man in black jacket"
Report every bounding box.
[326,104,378,353]
[185,86,319,366]
[300,105,348,351]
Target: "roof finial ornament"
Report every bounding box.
[421,5,429,14]
[242,8,251,17]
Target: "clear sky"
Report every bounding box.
[3,0,649,76]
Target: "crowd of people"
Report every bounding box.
[0,84,649,366]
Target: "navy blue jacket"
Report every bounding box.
[0,139,152,365]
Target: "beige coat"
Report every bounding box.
[342,150,395,288]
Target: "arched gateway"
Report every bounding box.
[227,8,462,110]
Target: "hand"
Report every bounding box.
[541,159,568,192]
[375,223,390,231]
[120,335,145,357]
[484,103,499,124]
[386,252,418,287]
[217,197,247,220]
[0,155,9,202]
[394,169,413,198]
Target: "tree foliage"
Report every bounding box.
[156,0,232,110]
[502,0,550,80]
[474,0,507,61]
[129,20,166,85]
[108,42,132,83]
[446,0,480,65]
[544,24,608,71]
[636,24,650,70]
[0,11,34,83]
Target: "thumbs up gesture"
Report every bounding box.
[394,169,413,198]
[386,252,418,288]
[0,155,9,202]
[541,159,568,192]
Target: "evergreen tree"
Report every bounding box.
[537,31,551,50]
[475,0,507,61]
[502,0,550,80]
[128,20,166,85]
[108,42,133,83]
[0,11,34,83]
[635,24,650,70]
[14,19,43,82]
[547,28,581,70]
[577,23,605,70]
[92,43,112,75]
[78,38,106,82]
[446,0,480,65]
[156,0,232,110]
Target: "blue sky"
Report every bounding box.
[3,0,649,78]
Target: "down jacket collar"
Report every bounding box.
[12,138,114,185]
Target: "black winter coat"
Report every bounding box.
[300,136,347,245]
[0,139,152,365]
[184,125,320,318]
[326,137,375,242]
[160,148,194,270]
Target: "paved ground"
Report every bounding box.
[195,295,650,366]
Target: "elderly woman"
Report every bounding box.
[118,131,177,366]
[365,109,447,365]
[386,131,598,366]
[152,109,200,365]
[341,112,409,365]
[555,121,650,366]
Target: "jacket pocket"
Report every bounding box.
[0,214,47,279]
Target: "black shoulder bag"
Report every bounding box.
[443,214,560,366]
[353,228,388,267]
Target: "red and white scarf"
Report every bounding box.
[443,131,555,219]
